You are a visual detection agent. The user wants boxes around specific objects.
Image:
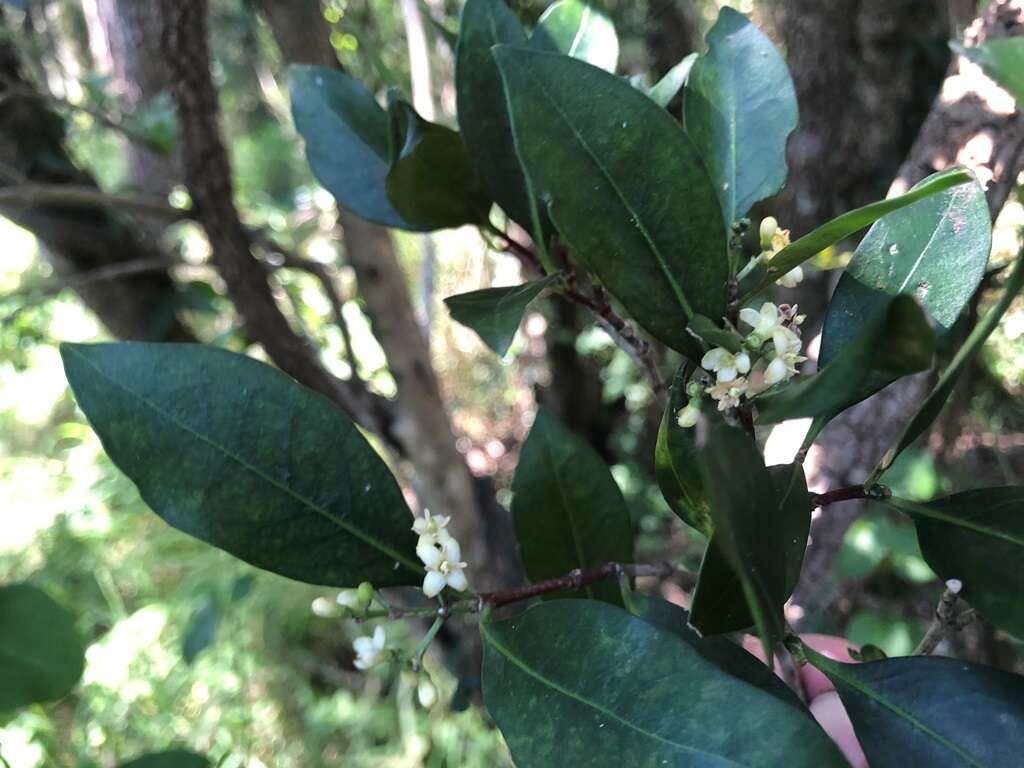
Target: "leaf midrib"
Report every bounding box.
[822,661,984,768]
[481,620,746,766]
[65,346,423,576]
[890,498,1024,548]
[510,56,695,319]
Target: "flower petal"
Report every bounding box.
[765,356,789,386]
[422,571,447,598]
[417,542,443,568]
[447,570,469,592]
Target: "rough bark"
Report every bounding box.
[156,0,395,443]
[0,9,191,342]
[776,0,952,237]
[792,0,1024,617]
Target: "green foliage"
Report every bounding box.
[510,408,633,604]
[530,0,619,72]
[481,600,845,767]
[384,98,492,229]
[885,489,1024,640]
[684,7,797,226]
[688,424,788,661]
[444,275,560,356]
[495,45,727,356]
[756,295,936,424]
[456,0,536,233]
[644,53,696,108]
[60,342,421,588]
[119,751,210,768]
[0,583,84,710]
[806,647,1024,767]
[749,166,976,293]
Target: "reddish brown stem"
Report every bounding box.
[809,484,889,508]
[479,561,682,607]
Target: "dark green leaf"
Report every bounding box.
[0,584,84,710]
[684,7,797,225]
[687,314,744,354]
[756,295,935,424]
[689,463,811,635]
[884,489,1024,640]
[646,53,697,108]
[456,0,537,233]
[182,597,219,665]
[820,174,990,369]
[689,424,787,661]
[806,647,1024,767]
[119,751,210,768]
[384,99,492,229]
[654,365,713,536]
[634,595,805,710]
[748,167,975,295]
[60,342,422,588]
[494,46,728,357]
[482,600,845,767]
[289,66,423,231]
[873,253,1024,480]
[530,0,618,73]
[443,274,560,356]
[511,408,633,604]
[954,39,1024,104]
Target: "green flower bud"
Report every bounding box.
[685,380,704,399]
[357,581,374,608]
[745,332,764,351]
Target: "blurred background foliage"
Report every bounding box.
[2,0,1024,765]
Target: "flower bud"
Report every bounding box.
[685,380,704,399]
[744,332,764,351]
[759,217,778,250]
[357,581,374,608]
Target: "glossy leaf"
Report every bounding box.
[646,53,696,108]
[61,342,422,588]
[756,295,935,424]
[182,597,219,665]
[687,314,744,354]
[820,174,990,369]
[455,0,536,232]
[955,39,1024,104]
[494,46,728,357]
[806,647,1024,767]
[384,99,492,229]
[689,463,811,635]
[689,424,787,661]
[654,366,712,536]
[530,0,618,73]
[289,66,421,231]
[0,583,84,710]
[748,167,975,295]
[511,408,633,604]
[684,7,797,225]
[444,274,560,356]
[119,752,210,768]
[482,600,845,767]
[884,489,1024,640]
[873,253,1024,479]
[635,595,805,710]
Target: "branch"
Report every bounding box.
[914,579,975,655]
[0,183,187,220]
[157,0,398,447]
[489,226,666,397]
[809,484,890,508]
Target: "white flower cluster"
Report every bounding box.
[353,626,387,670]
[413,510,469,598]
[677,301,806,427]
[760,217,804,288]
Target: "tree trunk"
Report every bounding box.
[792,0,1024,618]
[0,8,192,343]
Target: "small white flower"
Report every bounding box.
[775,265,804,288]
[337,589,360,609]
[418,537,469,598]
[701,347,751,383]
[353,626,387,670]
[706,377,749,411]
[759,217,778,250]
[739,302,786,339]
[412,509,452,549]
[676,401,701,428]
[764,327,806,385]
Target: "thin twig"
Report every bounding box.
[2,256,182,305]
[809,484,890,509]
[914,579,973,655]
